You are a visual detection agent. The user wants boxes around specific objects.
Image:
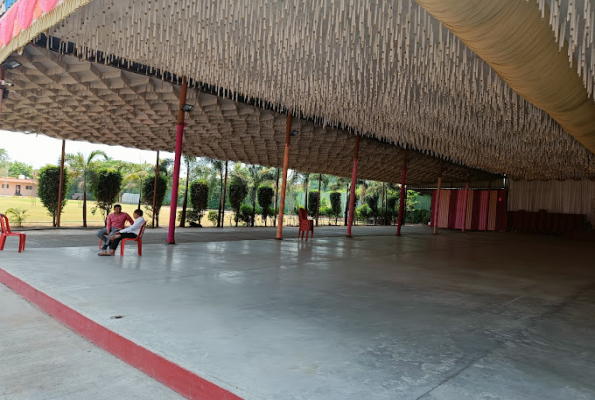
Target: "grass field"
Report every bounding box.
[0,196,306,228]
[0,196,175,228]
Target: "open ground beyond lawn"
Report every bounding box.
[1,226,594,399]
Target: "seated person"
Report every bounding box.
[98,209,145,256]
[96,204,134,250]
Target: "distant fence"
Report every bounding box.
[121,193,140,204]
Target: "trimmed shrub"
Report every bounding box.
[257,185,274,226]
[330,192,342,225]
[37,165,69,227]
[229,175,249,227]
[238,204,254,226]
[190,181,209,224]
[92,169,123,222]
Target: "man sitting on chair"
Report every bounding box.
[96,204,133,251]
[99,209,145,256]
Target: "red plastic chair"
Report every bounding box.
[0,214,26,253]
[298,209,314,241]
[120,221,147,256]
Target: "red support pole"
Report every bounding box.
[396,148,408,236]
[462,182,470,232]
[56,139,66,228]
[275,111,292,240]
[433,160,443,235]
[346,132,360,238]
[221,161,228,228]
[167,77,188,244]
[152,151,160,229]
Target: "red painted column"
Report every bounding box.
[346,132,360,238]
[275,112,292,240]
[167,77,188,244]
[396,148,408,236]
[462,181,470,232]
[433,160,443,235]
[56,139,66,228]
[152,151,160,229]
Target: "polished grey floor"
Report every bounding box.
[0,284,183,400]
[1,226,594,399]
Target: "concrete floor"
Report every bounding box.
[1,226,594,399]
[0,284,183,400]
[6,224,406,249]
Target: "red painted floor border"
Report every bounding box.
[0,268,242,400]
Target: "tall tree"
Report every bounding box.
[245,165,276,227]
[92,169,123,224]
[179,156,198,227]
[289,171,311,210]
[143,174,168,228]
[244,165,262,227]
[122,161,150,209]
[65,150,107,227]
[229,175,248,227]
[221,161,229,227]
[331,177,351,226]
[205,158,225,227]
[8,161,34,178]
[257,185,274,226]
[189,180,209,226]
[37,165,69,227]
[0,148,7,161]
[330,192,342,225]
[312,173,330,226]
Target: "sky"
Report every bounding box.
[0,130,175,169]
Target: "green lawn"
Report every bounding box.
[0,196,175,228]
[0,196,304,228]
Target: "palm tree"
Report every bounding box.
[289,171,311,211]
[122,162,151,209]
[65,150,107,227]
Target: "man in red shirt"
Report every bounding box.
[96,204,134,250]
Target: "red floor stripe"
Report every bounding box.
[0,268,242,400]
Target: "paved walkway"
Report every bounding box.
[0,285,183,400]
[1,228,594,399]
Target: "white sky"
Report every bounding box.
[0,130,175,169]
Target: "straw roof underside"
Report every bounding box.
[29,0,595,180]
[0,45,499,186]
